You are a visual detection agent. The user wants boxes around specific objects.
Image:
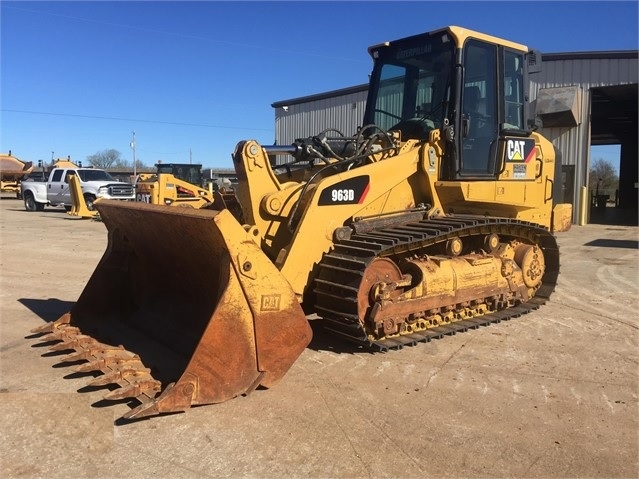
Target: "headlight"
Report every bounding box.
[98,186,109,194]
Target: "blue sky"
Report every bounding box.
[2,1,637,169]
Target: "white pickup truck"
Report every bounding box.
[20,167,135,212]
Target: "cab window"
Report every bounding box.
[51,169,63,182]
[503,50,525,130]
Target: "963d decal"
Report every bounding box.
[318,175,370,206]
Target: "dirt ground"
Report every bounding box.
[1,195,637,479]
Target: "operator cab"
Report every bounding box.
[156,163,204,186]
[363,26,534,181]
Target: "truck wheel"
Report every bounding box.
[24,192,44,212]
[84,194,97,211]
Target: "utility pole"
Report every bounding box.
[189,148,192,164]
[130,131,137,177]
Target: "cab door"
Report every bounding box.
[459,39,499,176]
[47,169,69,205]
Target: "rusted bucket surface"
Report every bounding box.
[32,200,312,419]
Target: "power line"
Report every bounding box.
[3,4,368,64]
[2,108,272,132]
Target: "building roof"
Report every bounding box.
[272,84,368,108]
[542,50,638,61]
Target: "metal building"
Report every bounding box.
[272,50,638,225]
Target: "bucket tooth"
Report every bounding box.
[60,344,126,366]
[74,358,110,374]
[122,383,178,420]
[87,368,152,387]
[48,335,97,352]
[31,323,56,335]
[39,326,81,343]
[59,350,93,364]
[74,355,144,374]
[30,313,72,334]
[56,341,115,363]
[88,372,119,388]
[103,379,161,401]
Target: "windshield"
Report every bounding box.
[157,164,202,185]
[364,31,455,138]
[77,169,116,182]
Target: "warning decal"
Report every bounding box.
[505,138,536,163]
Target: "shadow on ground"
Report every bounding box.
[19,298,74,324]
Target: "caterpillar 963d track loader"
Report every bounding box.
[31,26,572,420]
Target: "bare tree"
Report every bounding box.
[86,149,123,169]
[589,158,619,193]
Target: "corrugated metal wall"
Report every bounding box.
[274,89,368,145]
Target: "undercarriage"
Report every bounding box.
[314,215,559,350]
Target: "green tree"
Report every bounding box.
[86,149,123,169]
[589,158,618,194]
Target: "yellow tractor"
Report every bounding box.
[32,26,572,420]
[135,163,213,208]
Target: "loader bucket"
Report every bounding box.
[31,200,312,419]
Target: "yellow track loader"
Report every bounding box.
[31,26,572,420]
[135,163,213,208]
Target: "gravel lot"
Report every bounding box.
[1,195,637,479]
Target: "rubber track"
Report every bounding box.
[313,215,559,351]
